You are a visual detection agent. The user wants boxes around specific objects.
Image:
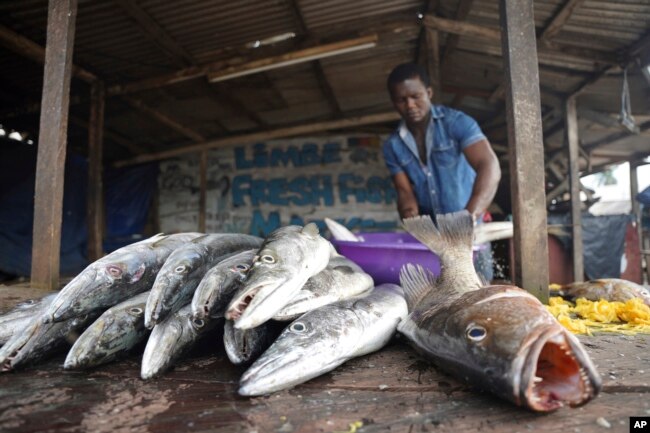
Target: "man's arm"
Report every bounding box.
[391,172,419,219]
[463,139,501,219]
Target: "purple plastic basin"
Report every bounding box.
[332,232,481,285]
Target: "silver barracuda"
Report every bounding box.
[0,293,56,345]
[399,211,601,412]
[64,291,151,369]
[223,319,281,365]
[191,249,257,320]
[145,234,262,329]
[238,284,407,396]
[272,255,374,321]
[0,311,99,372]
[225,224,334,330]
[140,304,222,379]
[43,233,202,323]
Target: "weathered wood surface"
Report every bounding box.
[30,0,79,291]
[0,288,649,433]
[499,0,549,302]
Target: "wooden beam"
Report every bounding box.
[583,120,650,153]
[538,0,587,41]
[31,0,78,290]
[198,150,207,233]
[499,0,549,301]
[207,34,379,82]
[441,0,474,69]
[69,116,148,155]
[87,81,105,262]
[113,0,194,67]
[566,96,584,282]
[0,23,95,83]
[114,112,400,168]
[121,96,205,142]
[425,28,441,103]
[209,84,267,128]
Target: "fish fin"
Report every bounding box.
[190,234,212,243]
[147,233,169,247]
[302,222,320,237]
[399,264,437,311]
[403,211,474,258]
[324,218,360,242]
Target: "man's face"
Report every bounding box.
[389,77,433,125]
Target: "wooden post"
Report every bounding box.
[198,150,207,233]
[87,81,105,262]
[566,96,583,282]
[499,0,549,302]
[630,161,644,276]
[30,0,79,290]
[425,28,442,104]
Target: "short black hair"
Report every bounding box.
[387,63,431,93]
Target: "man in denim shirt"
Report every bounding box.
[383,63,501,280]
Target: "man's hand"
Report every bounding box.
[392,172,419,219]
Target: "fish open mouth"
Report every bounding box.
[522,331,600,412]
[226,286,262,321]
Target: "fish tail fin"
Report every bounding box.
[403,210,474,259]
[399,264,437,311]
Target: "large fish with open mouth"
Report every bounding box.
[145,234,262,329]
[399,211,601,412]
[552,278,650,306]
[64,291,151,369]
[0,311,99,371]
[238,284,408,396]
[191,249,257,321]
[223,320,282,365]
[43,232,202,323]
[225,224,334,330]
[0,293,57,345]
[140,304,222,380]
[272,255,374,321]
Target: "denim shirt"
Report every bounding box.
[382,105,487,216]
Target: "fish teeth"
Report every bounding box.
[533,376,543,383]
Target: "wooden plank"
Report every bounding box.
[566,96,584,282]
[423,14,500,40]
[87,81,105,262]
[538,0,588,41]
[0,23,95,83]
[499,0,549,302]
[30,0,79,291]
[425,28,441,103]
[113,112,401,167]
[207,34,378,82]
[121,96,205,143]
[441,0,474,69]
[113,0,194,67]
[0,332,648,433]
[198,150,207,233]
[69,116,149,155]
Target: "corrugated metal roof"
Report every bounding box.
[0,0,647,171]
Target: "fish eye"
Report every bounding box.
[175,265,187,273]
[261,255,275,264]
[235,263,250,271]
[290,322,306,333]
[466,324,487,342]
[129,307,144,316]
[192,318,205,329]
[107,265,123,278]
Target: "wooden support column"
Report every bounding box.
[87,81,105,262]
[31,0,78,290]
[425,28,442,103]
[566,96,583,282]
[198,150,207,233]
[499,0,549,302]
[629,161,643,275]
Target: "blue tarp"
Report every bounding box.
[0,139,157,277]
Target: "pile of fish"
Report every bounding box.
[0,212,605,412]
